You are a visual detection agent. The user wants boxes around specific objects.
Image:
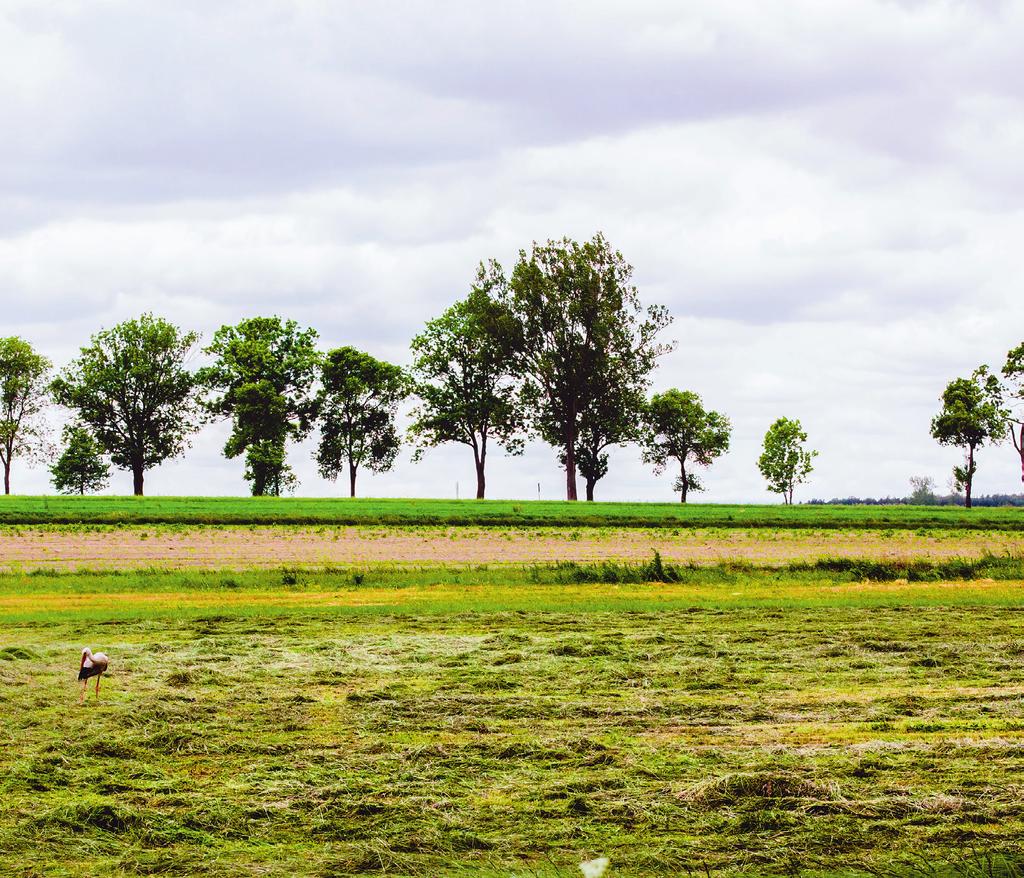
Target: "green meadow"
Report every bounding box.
[3,563,1024,876]
[1,495,1022,529]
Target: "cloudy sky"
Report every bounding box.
[3,0,1023,501]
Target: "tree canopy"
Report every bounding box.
[51,314,200,495]
[200,317,320,496]
[408,264,523,499]
[504,233,671,500]
[1002,342,1024,484]
[930,367,1006,508]
[758,417,817,504]
[50,425,110,495]
[316,346,410,497]
[642,389,731,503]
[0,336,51,495]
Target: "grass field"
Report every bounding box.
[1,495,1023,529]
[4,562,1024,876]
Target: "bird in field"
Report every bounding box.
[78,647,108,704]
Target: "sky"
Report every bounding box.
[2,0,1023,502]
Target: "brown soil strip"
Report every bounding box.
[1,526,1022,571]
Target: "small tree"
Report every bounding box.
[907,476,938,505]
[642,389,731,503]
[0,337,52,495]
[758,417,817,504]
[561,366,649,502]
[316,347,410,497]
[930,367,1006,508]
[409,266,523,499]
[51,314,200,495]
[50,425,110,495]
[200,317,320,496]
[1003,342,1024,484]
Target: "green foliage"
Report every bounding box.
[931,367,1007,507]
[642,389,731,502]
[199,317,319,496]
[504,233,672,500]
[49,425,110,495]
[409,265,524,498]
[0,336,51,495]
[316,346,410,497]
[50,314,200,495]
[758,416,817,504]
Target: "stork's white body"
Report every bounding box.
[79,647,108,703]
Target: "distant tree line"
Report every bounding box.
[1,233,826,502]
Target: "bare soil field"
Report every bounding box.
[2,525,1023,570]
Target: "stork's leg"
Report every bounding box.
[79,679,86,704]
[95,673,101,700]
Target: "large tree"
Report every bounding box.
[504,233,672,500]
[50,425,110,495]
[316,346,410,497]
[1002,343,1024,484]
[642,389,731,503]
[0,336,51,495]
[199,317,319,496]
[758,417,817,505]
[51,315,200,495]
[930,367,1006,508]
[408,264,523,499]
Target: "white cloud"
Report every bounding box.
[2,0,1023,500]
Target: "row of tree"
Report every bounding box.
[931,346,1024,508]
[1,233,826,502]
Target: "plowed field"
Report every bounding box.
[2,524,1023,570]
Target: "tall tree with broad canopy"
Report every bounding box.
[316,346,410,497]
[199,317,319,496]
[503,233,672,500]
[51,315,200,495]
[0,336,51,495]
[930,367,1007,508]
[758,417,817,505]
[642,389,731,503]
[50,425,110,495]
[1002,343,1024,484]
[408,265,523,499]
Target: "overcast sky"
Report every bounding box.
[3,0,1023,501]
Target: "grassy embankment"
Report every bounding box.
[4,561,1024,876]
[1,495,1022,529]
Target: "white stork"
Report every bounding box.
[78,647,109,703]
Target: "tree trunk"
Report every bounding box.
[132,462,144,496]
[679,461,687,503]
[3,460,9,495]
[585,477,596,501]
[564,426,578,501]
[474,455,486,499]
[965,445,974,509]
[1015,423,1024,484]
[349,461,357,498]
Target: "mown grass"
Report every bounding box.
[3,565,1024,875]
[1,495,1022,529]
